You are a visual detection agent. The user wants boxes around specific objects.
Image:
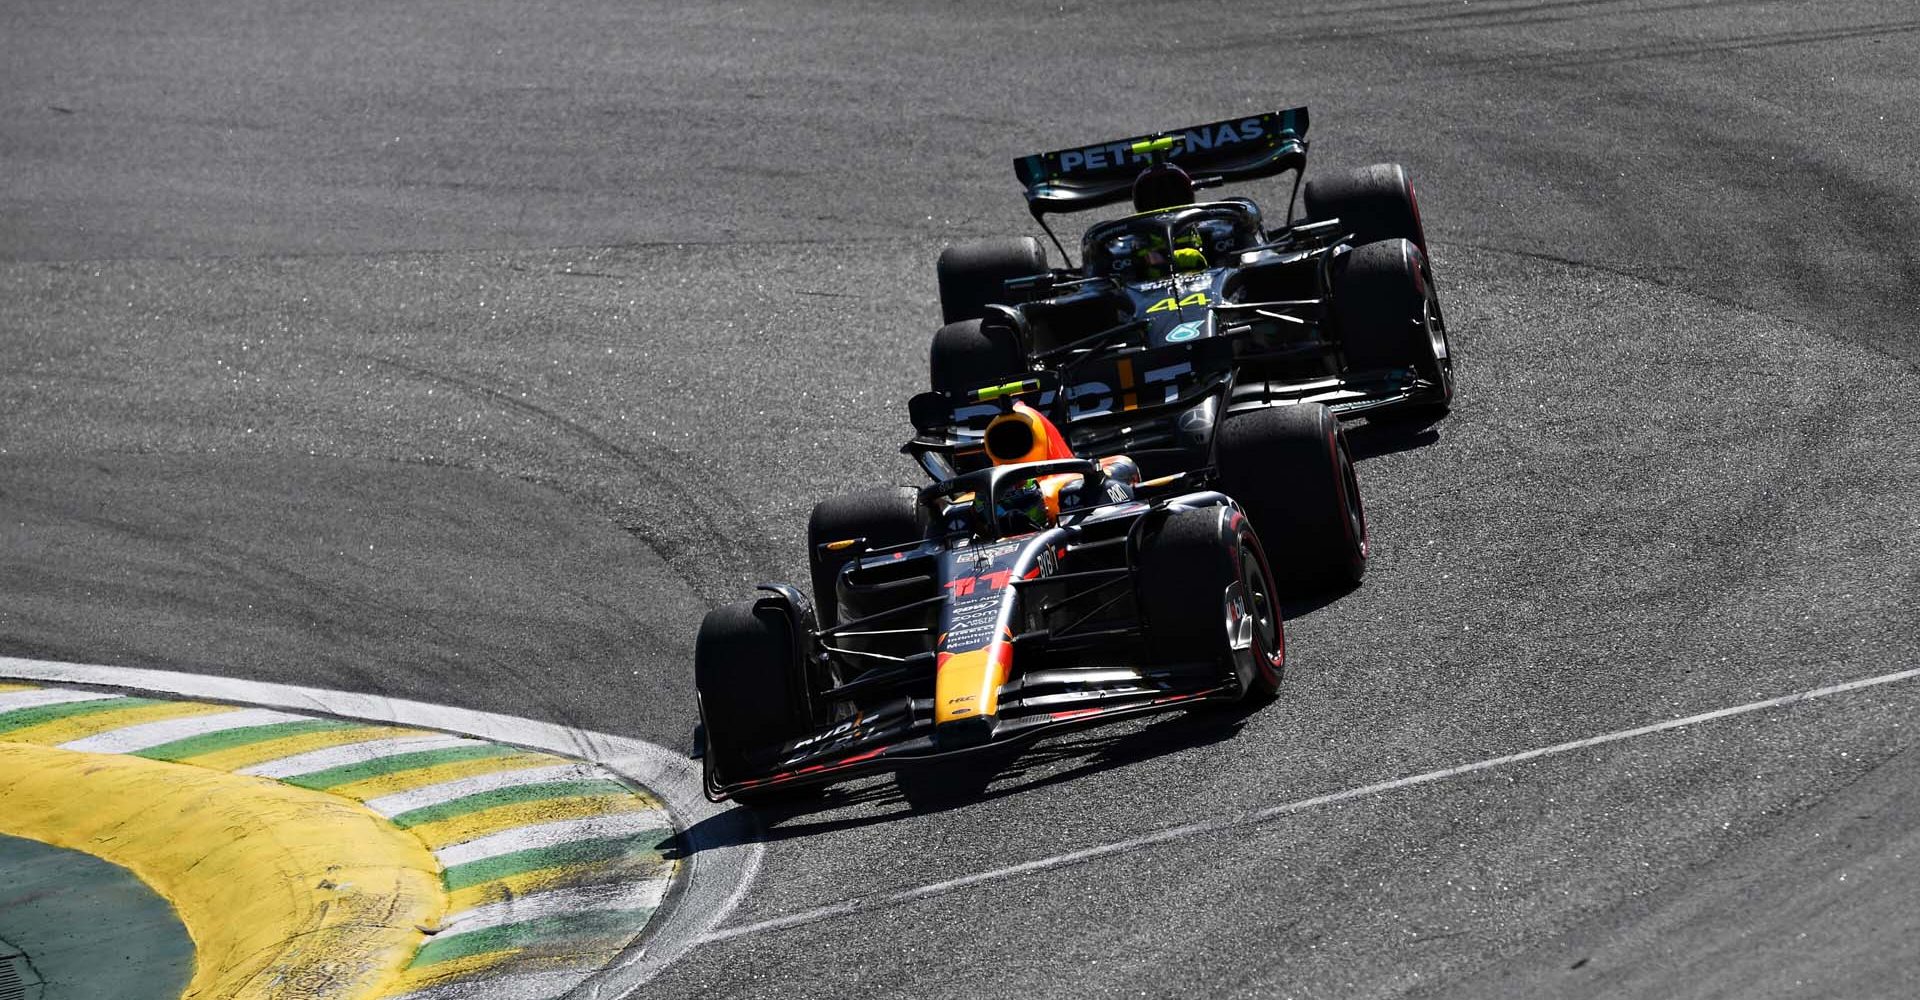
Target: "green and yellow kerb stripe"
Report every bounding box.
[0,682,677,1000]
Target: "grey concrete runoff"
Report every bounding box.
[3,1,1919,998]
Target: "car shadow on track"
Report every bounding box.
[661,700,1264,855]
[1281,580,1360,620]
[948,701,1260,805]
[1346,420,1442,461]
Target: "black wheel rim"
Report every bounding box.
[1336,433,1368,564]
[1237,538,1282,675]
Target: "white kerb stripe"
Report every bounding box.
[434,809,669,868]
[60,707,312,754]
[363,762,607,818]
[238,733,480,779]
[388,969,586,1000]
[434,877,672,942]
[0,688,122,715]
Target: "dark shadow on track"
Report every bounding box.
[1280,581,1361,620]
[1347,420,1443,461]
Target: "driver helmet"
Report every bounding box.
[983,478,1048,535]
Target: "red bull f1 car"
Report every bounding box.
[695,382,1361,804]
[691,110,1415,803]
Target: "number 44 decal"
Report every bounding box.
[1145,292,1210,314]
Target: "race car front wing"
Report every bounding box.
[706,653,1234,801]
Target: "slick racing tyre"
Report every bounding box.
[1302,162,1429,252]
[1214,403,1367,594]
[1138,507,1286,699]
[936,236,1049,324]
[694,599,811,801]
[807,486,924,627]
[1332,238,1454,420]
[929,318,1024,395]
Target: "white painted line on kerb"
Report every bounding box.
[238,733,482,778]
[436,877,673,942]
[391,969,584,1000]
[60,706,309,754]
[703,665,1920,946]
[0,687,121,714]
[364,761,608,818]
[434,809,671,868]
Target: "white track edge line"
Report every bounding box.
[701,665,1920,945]
[0,654,762,1000]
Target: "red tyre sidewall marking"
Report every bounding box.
[1237,522,1285,686]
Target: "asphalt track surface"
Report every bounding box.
[3,1,1918,997]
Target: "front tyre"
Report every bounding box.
[694,600,811,800]
[1333,238,1453,420]
[1302,162,1429,251]
[1214,403,1368,595]
[1138,507,1286,699]
[936,237,1049,324]
[929,318,1024,395]
[806,487,924,627]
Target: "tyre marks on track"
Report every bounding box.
[357,353,785,603]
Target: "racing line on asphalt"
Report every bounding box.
[698,665,1920,947]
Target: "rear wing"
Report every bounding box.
[1014,108,1309,216]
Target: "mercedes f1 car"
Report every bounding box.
[694,386,1361,803]
[927,107,1454,478]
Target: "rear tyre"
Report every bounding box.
[1333,238,1453,419]
[1302,163,1428,251]
[936,237,1049,324]
[1138,507,1286,699]
[1214,403,1367,595]
[807,487,924,627]
[695,600,810,800]
[929,318,1024,395]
